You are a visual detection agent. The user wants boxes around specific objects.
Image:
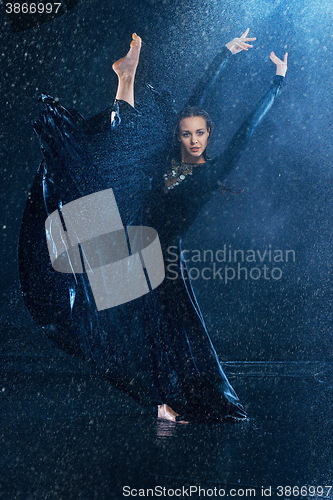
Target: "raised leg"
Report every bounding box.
[111,33,142,123]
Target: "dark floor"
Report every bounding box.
[1,325,333,500]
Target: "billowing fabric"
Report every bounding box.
[19,47,283,421]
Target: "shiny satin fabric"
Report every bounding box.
[18,94,246,421]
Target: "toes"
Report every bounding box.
[130,33,142,48]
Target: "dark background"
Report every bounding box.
[1,0,332,362]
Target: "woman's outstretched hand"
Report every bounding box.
[225,28,256,55]
[270,51,288,77]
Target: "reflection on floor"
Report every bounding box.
[1,325,333,499]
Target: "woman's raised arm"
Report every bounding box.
[205,51,288,189]
[187,29,256,107]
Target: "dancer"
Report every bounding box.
[19,30,287,423]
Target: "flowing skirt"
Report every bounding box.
[18,94,246,421]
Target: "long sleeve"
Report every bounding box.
[159,75,285,243]
[186,46,232,107]
[207,75,284,187]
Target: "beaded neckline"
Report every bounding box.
[164,159,205,192]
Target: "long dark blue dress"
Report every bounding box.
[19,46,284,421]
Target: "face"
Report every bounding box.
[178,116,210,164]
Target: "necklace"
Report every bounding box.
[164,159,204,192]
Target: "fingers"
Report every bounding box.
[270,51,281,64]
[269,51,288,65]
[240,28,256,41]
[234,39,255,51]
[227,29,256,54]
[269,51,278,63]
[240,37,256,42]
[233,43,245,52]
[240,43,253,51]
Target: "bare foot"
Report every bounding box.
[157,404,188,423]
[112,33,142,79]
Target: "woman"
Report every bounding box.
[19,30,287,423]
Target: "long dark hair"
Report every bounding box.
[170,106,214,163]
